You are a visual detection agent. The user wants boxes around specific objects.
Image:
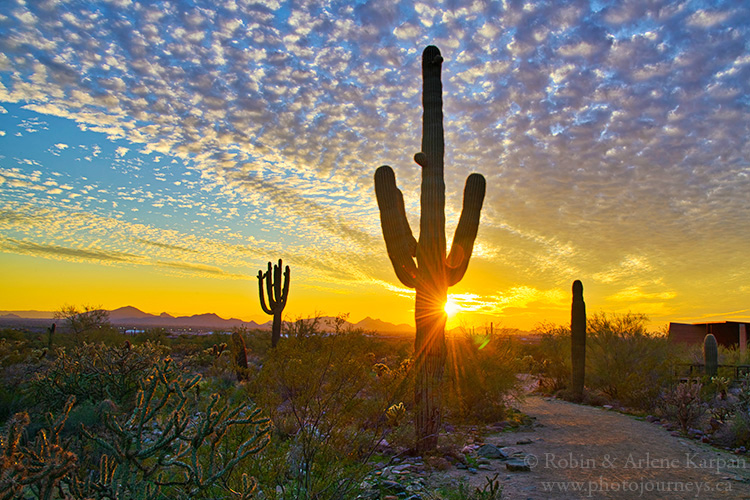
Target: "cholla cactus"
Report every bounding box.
[258,259,290,348]
[0,396,78,500]
[76,358,271,499]
[374,46,485,451]
[385,402,406,427]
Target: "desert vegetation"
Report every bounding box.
[6,303,750,498]
[525,309,750,454]
[0,307,524,499]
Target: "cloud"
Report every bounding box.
[0,237,139,263]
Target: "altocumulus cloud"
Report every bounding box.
[0,0,749,322]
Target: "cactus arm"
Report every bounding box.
[265,262,277,309]
[273,259,282,306]
[257,271,273,315]
[374,165,418,288]
[447,173,486,286]
[279,265,290,309]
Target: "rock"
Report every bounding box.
[468,467,478,474]
[516,438,533,445]
[405,496,423,500]
[491,421,510,430]
[506,459,531,472]
[357,490,380,500]
[456,462,468,470]
[478,464,494,470]
[500,446,522,458]
[602,405,613,410]
[379,480,406,494]
[476,444,508,459]
[391,464,412,473]
[424,456,451,470]
[646,415,660,423]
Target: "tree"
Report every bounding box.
[54,304,112,340]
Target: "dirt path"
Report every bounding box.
[477,396,750,499]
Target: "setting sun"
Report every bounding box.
[444,297,461,317]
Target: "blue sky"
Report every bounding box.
[0,0,749,329]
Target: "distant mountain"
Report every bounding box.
[354,316,412,334]
[107,306,257,330]
[110,306,154,320]
[0,306,414,334]
[0,310,55,319]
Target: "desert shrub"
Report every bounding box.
[28,341,167,412]
[586,312,674,409]
[247,331,389,499]
[658,382,705,433]
[529,322,571,393]
[444,331,520,424]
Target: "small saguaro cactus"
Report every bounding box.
[231,331,249,381]
[47,322,56,349]
[570,280,586,400]
[704,333,718,377]
[374,46,486,452]
[258,259,290,348]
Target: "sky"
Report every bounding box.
[0,0,749,331]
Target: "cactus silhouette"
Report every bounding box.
[704,333,718,377]
[258,259,290,348]
[374,45,486,451]
[47,322,56,349]
[570,280,586,399]
[231,331,249,381]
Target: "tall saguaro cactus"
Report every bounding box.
[374,46,486,452]
[258,259,290,348]
[570,280,586,400]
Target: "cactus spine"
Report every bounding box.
[258,259,290,348]
[704,333,718,377]
[570,280,586,399]
[374,46,486,452]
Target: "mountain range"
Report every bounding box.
[0,306,414,334]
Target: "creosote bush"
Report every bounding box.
[444,331,520,424]
[246,329,396,499]
[528,313,675,409]
[586,312,674,409]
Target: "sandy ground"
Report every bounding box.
[430,396,750,499]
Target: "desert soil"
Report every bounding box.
[429,396,750,499]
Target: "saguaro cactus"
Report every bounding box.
[231,331,249,381]
[570,280,586,400]
[374,46,486,452]
[258,259,290,348]
[704,333,718,377]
